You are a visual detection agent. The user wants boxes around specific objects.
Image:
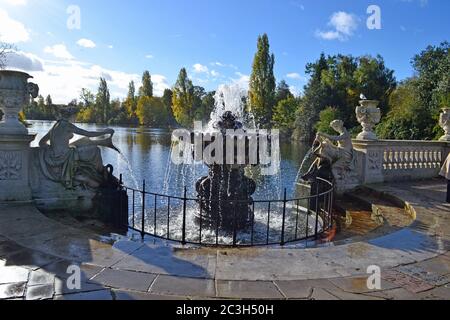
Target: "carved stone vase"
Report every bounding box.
[355,100,381,141]
[0,70,38,135]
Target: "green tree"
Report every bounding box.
[275,80,293,104]
[292,53,396,141]
[315,107,342,136]
[172,68,195,127]
[139,70,153,98]
[123,81,138,123]
[272,96,298,133]
[162,88,176,126]
[96,78,111,123]
[136,96,167,126]
[249,34,276,127]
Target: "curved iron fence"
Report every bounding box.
[121,177,334,247]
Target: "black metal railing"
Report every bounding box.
[120,177,334,247]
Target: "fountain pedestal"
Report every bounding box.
[196,165,256,230]
[193,111,257,231]
[0,71,39,202]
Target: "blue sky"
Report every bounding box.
[0,0,448,103]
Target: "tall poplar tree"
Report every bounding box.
[249,34,276,128]
[139,70,153,97]
[172,68,194,127]
[96,77,111,123]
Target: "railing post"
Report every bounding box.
[141,180,146,240]
[314,182,320,240]
[181,186,187,245]
[280,189,287,246]
[232,201,237,247]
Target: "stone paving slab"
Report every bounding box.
[0,282,26,299]
[216,280,284,299]
[26,284,54,300]
[54,278,106,295]
[150,275,216,297]
[113,289,188,300]
[382,270,434,293]
[329,275,399,293]
[112,245,217,279]
[53,289,113,300]
[0,266,30,285]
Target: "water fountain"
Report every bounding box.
[194,110,257,231]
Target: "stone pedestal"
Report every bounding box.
[0,134,35,201]
[352,140,385,185]
[0,70,39,202]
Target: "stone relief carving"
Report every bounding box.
[368,151,382,170]
[0,151,22,180]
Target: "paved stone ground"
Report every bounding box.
[0,179,449,300]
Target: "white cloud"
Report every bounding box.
[44,44,74,60]
[145,54,154,59]
[4,50,43,71]
[231,72,250,89]
[108,45,113,49]
[193,63,209,73]
[286,72,302,80]
[316,11,358,41]
[211,70,220,77]
[0,8,30,43]
[77,38,96,48]
[8,49,170,103]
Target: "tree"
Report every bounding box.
[412,42,449,139]
[96,78,111,123]
[275,80,293,104]
[272,96,298,133]
[292,53,396,141]
[123,81,138,123]
[0,41,14,69]
[315,107,342,136]
[139,70,153,98]
[162,88,176,126]
[377,42,449,140]
[136,96,167,126]
[172,68,195,127]
[45,95,53,107]
[249,34,276,128]
[292,53,329,141]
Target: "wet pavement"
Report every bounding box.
[0,179,449,300]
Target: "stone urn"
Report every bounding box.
[0,70,39,135]
[355,100,381,140]
[439,108,450,142]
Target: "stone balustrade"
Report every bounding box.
[353,140,450,185]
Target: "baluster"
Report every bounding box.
[398,149,405,170]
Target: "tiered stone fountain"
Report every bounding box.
[194,111,257,231]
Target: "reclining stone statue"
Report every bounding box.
[30,114,119,207]
[302,119,356,184]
